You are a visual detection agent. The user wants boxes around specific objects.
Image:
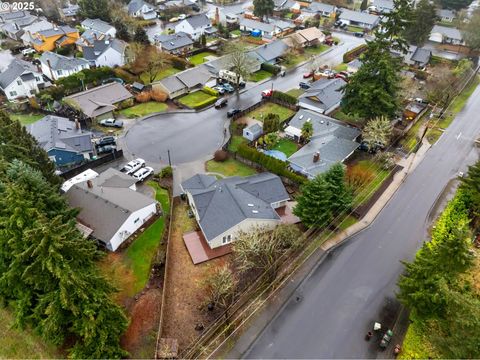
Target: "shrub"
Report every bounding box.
[38,85,65,101]
[193,97,217,109]
[214,150,229,162]
[113,67,139,83]
[271,91,297,105]
[343,44,368,63]
[56,67,114,91]
[346,165,374,191]
[159,166,173,178]
[261,63,281,75]
[151,89,168,102]
[171,56,188,70]
[413,69,428,80]
[118,98,134,109]
[202,86,219,97]
[263,113,281,133]
[136,91,152,103]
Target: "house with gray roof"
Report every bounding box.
[338,9,380,29]
[304,2,336,17]
[40,51,90,81]
[82,38,127,67]
[429,25,463,45]
[251,39,288,64]
[154,32,194,54]
[391,45,431,67]
[153,64,215,98]
[243,123,263,141]
[27,115,94,166]
[20,19,53,46]
[81,18,117,37]
[298,77,347,115]
[285,109,360,179]
[437,8,455,22]
[64,82,133,120]
[128,0,157,19]
[370,0,394,13]
[0,11,39,40]
[175,13,213,40]
[0,59,45,101]
[239,17,279,37]
[66,168,159,251]
[61,4,80,19]
[181,173,290,248]
[274,0,298,12]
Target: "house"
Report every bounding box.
[154,76,189,98]
[153,64,215,98]
[0,59,45,101]
[391,45,432,67]
[304,2,336,17]
[298,77,347,114]
[61,4,80,19]
[429,25,463,45]
[0,11,39,40]
[347,58,363,73]
[82,39,127,67]
[64,82,133,120]
[27,115,94,166]
[154,32,194,55]
[285,109,360,179]
[294,27,326,47]
[40,51,90,81]
[274,0,298,12]
[81,18,117,38]
[181,173,290,249]
[437,8,455,22]
[239,17,278,38]
[243,123,263,141]
[31,26,80,52]
[65,168,159,251]
[175,13,212,41]
[251,39,289,64]
[370,0,395,13]
[271,19,296,35]
[338,9,380,30]
[128,0,157,19]
[20,20,53,46]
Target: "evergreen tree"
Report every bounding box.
[253,0,274,20]
[134,27,150,44]
[293,175,333,228]
[404,0,436,46]
[324,163,352,215]
[114,20,131,42]
[78,0,111,21]
[301,121,313,143]
[360,0,368,11]
[374,0,412,52]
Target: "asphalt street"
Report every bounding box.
[243,82,480,358]
[123,32,364,165]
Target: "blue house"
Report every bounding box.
[27,115,94,166]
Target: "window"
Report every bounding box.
[35,76,41,82]
[134,217,140,224]
[57,70,63,75]
[9,91,17,97]
[222,234,232,244]
[17,80,22,85]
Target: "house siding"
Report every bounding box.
[48,148,86,166]
[41,61,89,81]
[93,46,125,67]
[2,74,43,101]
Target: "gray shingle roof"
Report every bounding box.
[175,66,213,88]
[437,8,455,18]
[372,0,394,11]
[411,47,431,65]
[239,17,276,32]
[154,32,194,51]
[246,123,263,136]
[27,115,93,154]
[253,39,288,62]
[159,76,187,93]
[306,2,336,13]
[128,0,150,14]
[431,25,462,41]
[62,4,80,17]
[81,18,115,34]
[182,173,289,242]
[40,51,89,71]
[185,13,211,29]
[0,59,37,88]
[38,25,77,37]
[338,9,380,25]
[299,78,346,112]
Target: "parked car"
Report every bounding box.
[303,71,313,78]
[99,118,123,128]
[213,85,226,94]
[334,20,341,27]
[335,73,348,82]
[96,136,116,147]
[215,98,228,109]
[340,22,347,29]
[227,108,241,118]
[261,89,273,98]
[299,82,311,89]
[339,71,350,77]
[169,17,179,22]
[121,158,146,175]
[133,166,154,182]
[21,47,35,55]
[97,144,116,155]
[353,32,365,38]
[222,83,235,93]
[178,14,187,20]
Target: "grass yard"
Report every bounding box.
[272,138,298,157]
[10,113,43,125]
[347,25,364,33]
[400,117,426,152]
[228,135,248,152]
[304,44,329,56]
[337,215,358,231]
[0,307,61,358]
[231,29,241,36]
[178,90,216,108]
[334,63,348,72]
[119,101,168,118]
[140,66,181,84]
[351,160,390,206]
[206,158,257,177]
[399,320,439,359]
[188,51,216,66]
[248,103,295,123]
[286,88,304,98]
[249,69,272,82]
[426,127,444,144]
[283,53,307,68]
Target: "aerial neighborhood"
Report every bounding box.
[0,0,480,358]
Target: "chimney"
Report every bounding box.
[93,32,97,40]
[313,151,320,163]
[215,7,220,25]
[74,118,80,130]
[46,59,55,81]
[87,180,93,188]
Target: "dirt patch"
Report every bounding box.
[98,252,137,306]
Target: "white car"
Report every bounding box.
[21,48,36,55]
[122,158,146,175]
[178,14,187,20]
[133,166,154,182]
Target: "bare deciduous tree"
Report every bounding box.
[203,266,236,309]
[223,43,257,91]
[362,116,392,150]
[130,45,171,84]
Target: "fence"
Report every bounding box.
[59,150,123,179]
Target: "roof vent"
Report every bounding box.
[299,114,304,119]
[320,120,324,124]
[252,210,259,213]
[307,118,311,122]
[248,203,254,207]
[170,42,174,45]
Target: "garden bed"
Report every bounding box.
[119,102,168,118]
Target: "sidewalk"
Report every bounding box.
[224,141,432,359]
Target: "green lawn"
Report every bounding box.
[0,307,61,358]
[228,135,248,152]
[400,117,426,152]
[248,103,295,123]
[231,29,241,36]
[304,44,329,56]
[286,88,304,98]
[124,182,170,294]
[10,113,44,125]
[347,25,364,33]
[283,53,308,68]
[188,51,216,66]
[140,66,181,84]
[249,69,272,82]
[352,160,390,206]
[178,90,217,108]
[337,215,358,231]
[206,158,257,177]
[272,138,298,157]
[119,101,168,118]
[426,128,444,144]
[334,63,348,72]
[399,320,439,359]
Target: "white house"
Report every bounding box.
[82,38,127,67]
[0,59,45,101]
[429,25,464,45]
[81,18,117,37]
[128,0,157,20]
[65,168,159,251]
[40,51,90,81]
[175,13,212,41]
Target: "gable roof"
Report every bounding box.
[239,17,276,32]
[0,59,38,88]
[40,51,89,71]
[128,0,152,13]
[338,9,380,25]
[175,66,213,88]
[37,25,77,37]
[27,115,93,154]
[431,24,462,40]
[61,4,80,17]
[184,13,211,29]
[182,173,289,242]
[411,47,431,65]
[20,19,53,43]
[296,27,325,42]
[81,18,115,34]
[82,38,126,61]
[306,2,336,13]
[154,32,194,51]
[437,8,455,18]
[299,78,346,112]
[0,10,30,22]
[65,82,133,118]
[372,0,394,11]
[253,39,288,62]
[245,123,263,136]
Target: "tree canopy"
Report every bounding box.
[404,0,436,46]
[253,0,274,19]
[462,10,480,52]
[78,0,111,21]
[438,0,471,10]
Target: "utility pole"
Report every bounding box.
[167,149,171,166]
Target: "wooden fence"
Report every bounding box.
[59,150,123,179]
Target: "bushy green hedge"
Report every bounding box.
[193,97,217,109]
[237,143,307,184]
[202,86,219,97]
[56,67,115,90]
[342,44,368,63]
[261,62,281,75]
[272,90,297,105]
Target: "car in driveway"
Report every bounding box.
[96,136,116,147]
[133,166,154,182]
[261,89,273,98]
[96,144,116,155]
[215,98,228,109]
[299,82,311,89]
[303,71,313,78]
[213,85,226,94]
[227,108,241,118]
[222,83,235,93]
[353,32,365,38]
[121,158,146,175]
[99,118,123,128]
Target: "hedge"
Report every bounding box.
[202,86,219,97]
[193,97,217,109]
[261,62,281,75]
[272,90,297,105]
[237,143,307,184]
[56,67,115,90]
[342,44,368,63]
